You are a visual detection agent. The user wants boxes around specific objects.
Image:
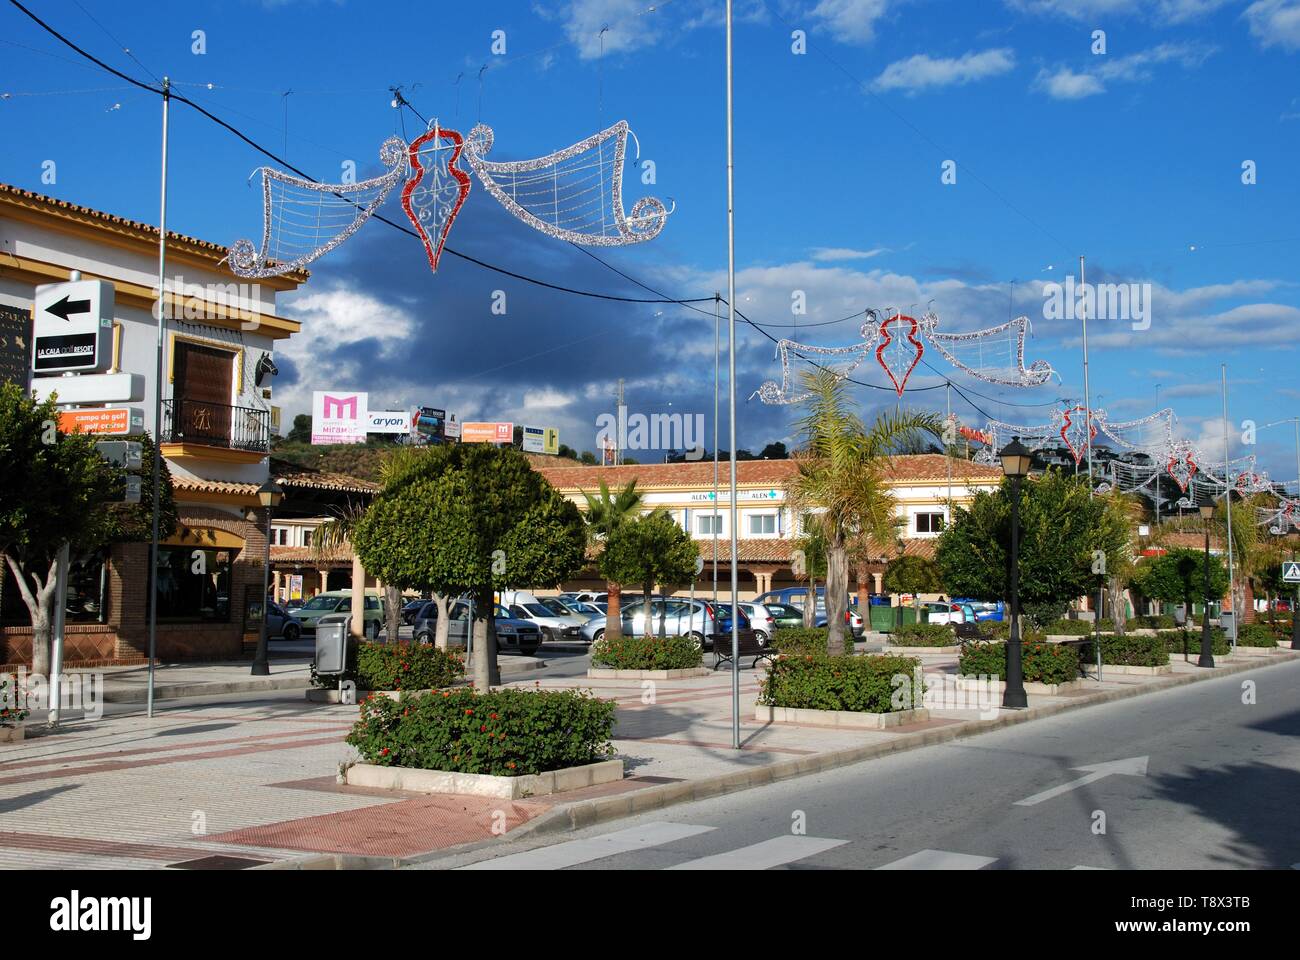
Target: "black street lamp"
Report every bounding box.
[1198,503,1216,668]
[251,478,285,677]
[1000,437,1033,709]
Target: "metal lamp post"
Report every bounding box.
[999,437,1032,709]
[1198,503,1216,668]
[251,478,285,676]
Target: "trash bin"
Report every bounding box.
[315,613,349,676]
[1219,611,1236,641]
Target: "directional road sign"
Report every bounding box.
[32,279,114,373]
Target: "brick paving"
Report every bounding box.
[1,649,1294,868]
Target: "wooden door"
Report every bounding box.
[173,342,234,444]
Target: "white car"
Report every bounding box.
[739,602,775,645]
[920,601,969,626]
[503,600,587,641]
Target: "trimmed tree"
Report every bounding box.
[1133,547,1229,624]
[580,479,652,641]
[601,512,699,639]
[351,444,586,689]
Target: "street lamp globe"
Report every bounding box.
[1198,504,1215,520]
[257,479,284,509]
[999,437,1032,478]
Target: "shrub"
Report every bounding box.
[758,654,921,713]
[0,675,27,727]
[311,641,464,690]
[1078,633,1168,667]
[1237,623,1282,648]
[590,634,702,670]
[1130,614,1175,630]
[771,627,834,656]
[1158,628,1229,657]
[957,641,1080,686]
[1046,618,1113,636]
[346,687,616,776]
[890,622,956,646]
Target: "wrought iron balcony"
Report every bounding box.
[162,398,269,453]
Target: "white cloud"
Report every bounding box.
[1033,42,1215,98]
[811,246,889,261]
[810,0,892,45]
[1245,1,1300,51]
[522,387,577,409]
[1007,0,1232,24]
[871,48,1016,94]
[1033,67,1105,99]
[543,0,665,60]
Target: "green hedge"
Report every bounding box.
[1046,618,1113,635]
[1157,628,1229,656]
[957,641,1080,686]
[1078,633,1169,667]
[890,622,957,646]
[771,627,836,656]
[758,654,921,712]
[590,634,703,670]
[346,687,616,776]
[311,641,464,690]
[1130,614,1176,630]
[1237,623,1282,647]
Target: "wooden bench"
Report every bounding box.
[710,629,773,670]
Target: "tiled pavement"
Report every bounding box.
[1,648,1294,868]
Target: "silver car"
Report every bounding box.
[739,602,776,645]
[505,601,586,641]
[578,598,721,645]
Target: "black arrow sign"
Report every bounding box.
[45,295,91,321]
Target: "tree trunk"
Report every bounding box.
[605,582,622,640]
[384,583,401,642]
[471,588,499,690]
[658,587,668,638]
[433,593,450,649]
[856,567,870,617]
[802,579,816,628]
[826,544,848,656]
[350,555,365,641]
[4,553,57,676]
[1108,575,1126,636]
[643,581,653,636]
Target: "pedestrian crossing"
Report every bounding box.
[456,821,1103,870]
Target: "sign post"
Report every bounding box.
[32,279,114,373]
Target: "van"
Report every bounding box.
[283,589,385,641]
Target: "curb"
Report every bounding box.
[274,651,1300,869]
[103,676,309,703]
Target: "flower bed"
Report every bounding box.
[1,674,27,730]
[311,641,464,691]
[889,622,956,646]
[1157,628,1229,657]
[957,641,1079,686]
[1077,633,1169,667]
[758,654,921,713]
[346,687,616,776]
[590,634,703,671]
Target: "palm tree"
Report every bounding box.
[786,369,941,654]
[580,479,657,640]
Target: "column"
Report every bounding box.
[318,568,329,593]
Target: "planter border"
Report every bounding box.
[754,704,929,729]
[883,644,962,655]
[1085,663,1173,676]
[0,725,24,744]
[587,667,709,680]
[955,676,1086,696]
[345,758,623,799]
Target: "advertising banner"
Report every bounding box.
[58,407,143,436]
[521,425,546,453]
[445,413,461,440]
[461,421,513,444]
[367,410,412,434]
[289,575,303,601]
[311,391,368,444]
[414,407,446,442]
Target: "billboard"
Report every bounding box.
[367,410,412,434]
[414,407,446,443]
[58,407,144,436]
[522,425,561,455]
[311,391,368,444]
[445,413,461,440]
[0,304,31,390]
[461,421,513,444]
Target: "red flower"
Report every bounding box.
[380,747,390,757]
[507,761,516,769]
[489,713,498,720]
[465,708,474,715]
[480,725,487,732]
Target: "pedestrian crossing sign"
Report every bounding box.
[1283,562,1300,583]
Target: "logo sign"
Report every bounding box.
[1284,562,1300,583]
[0,304,31,390]
[445,413,461,440]
[311,391,368,444]
[415,406,446,442]
[462,421,513,444]
[366,410,411,434]
[544,427,560,455]
[289,574,303,601]
[32,279,114,374]
[58,407,143,436]
[522,425,547,454]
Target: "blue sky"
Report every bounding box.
[2,0,1299,479]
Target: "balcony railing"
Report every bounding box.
[162,398,269,453]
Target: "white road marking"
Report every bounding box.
[459,821,715,870]
[1014,756,1149,806]
[667,835,847,870]
[876,849,998,870]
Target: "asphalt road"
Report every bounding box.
[429,657,1300,871]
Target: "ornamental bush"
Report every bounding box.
[0,675,27,727]
[1046,618,1114,636]
[758,654,922,713]
[1158,628,1229,657]
[311,641,464,691]
[590,634,702,670]
[1237,623,1282,647]
[890,622,957,646]
[771,627,834,656]
[1078,633,1168,667]
[957,641,1080,686]
[1130,614,1176,630]
[346,687,616,776]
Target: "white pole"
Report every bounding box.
[1080,255,1094,492]
[47,541,69,727]
[725,0,740,751]
[1222,364,1235,649]
[147,77,170,719]
[713,293,720,613]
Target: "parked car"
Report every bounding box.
[504,600,586,641]
[739,602,775,645]
[283,590,385,641]
[284,598,305,610]
[550,598,601,621]
[579,597,725,645]
[400,598,428,625]
[707,603,753,648]
[764,602,805,631]
[571,591,609,604]
[412,600,543,655]
[264,600,290,639]
[952,598,1005,621]
[755,588,865,638]
[919,600,974,626]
